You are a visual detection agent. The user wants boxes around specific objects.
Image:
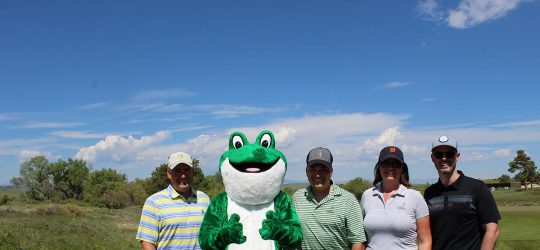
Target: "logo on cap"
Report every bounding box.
[439,136,449,143]
[389,147,396,153]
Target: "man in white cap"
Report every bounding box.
[424,136,500,250]
[136,152,210,250]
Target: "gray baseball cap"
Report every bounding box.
[432,135,458,151]
[306,147,333,168]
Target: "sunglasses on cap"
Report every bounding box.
[433,151,457,159]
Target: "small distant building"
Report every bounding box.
[485,182,511,191]
[510,182,522,190]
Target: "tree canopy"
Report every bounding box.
[508,149,538,189]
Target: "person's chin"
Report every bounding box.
[437,167,453,175]
[312,183,327,189]
[176,184,191,191]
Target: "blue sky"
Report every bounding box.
[1,0,540,185]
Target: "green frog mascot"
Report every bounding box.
[199,130,302,250]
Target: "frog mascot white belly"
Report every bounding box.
[199,130,302,250]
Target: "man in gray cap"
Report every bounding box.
[292,147,366,250]
[424,136,500,250]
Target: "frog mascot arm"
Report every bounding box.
[199,130,302,250]
[198,193,246,250]
[260,191,303,249]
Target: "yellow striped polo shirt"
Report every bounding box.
[136,185,209,249]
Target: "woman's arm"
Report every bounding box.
[416,216,432,250]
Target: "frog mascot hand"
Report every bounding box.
[199,130,302,250]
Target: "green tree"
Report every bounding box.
[10,156,53,200]
[49,158,90,200]
[508,149,538,190]
[339,177,371,200]
[199,172,225,198]
[192,159,206,189]
[497,174,512,183]
[127,179,148,206]
[143,163,169,195]
[84,168,128,207]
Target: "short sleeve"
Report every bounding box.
[475,184,501,224]
[359,190,368,217]
[136,198,160,244]
[346,193,367,243]
[412,190,429,219]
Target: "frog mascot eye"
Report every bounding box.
[259,133,273,148]
[232,135,245,149]
[199,130,302,250]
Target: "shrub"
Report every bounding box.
[65,203,85,216]
[0,195,9,205]
[34,204,70,216]
[33,204,86,216]
[100,186,131,209]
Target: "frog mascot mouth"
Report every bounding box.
[199,130,302,250]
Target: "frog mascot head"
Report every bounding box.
[199,130,302,250]
[220,130,286,205]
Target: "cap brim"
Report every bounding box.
[431,144,457,152]
[379,155,404,164]
[168,160,193,169]
[307,160,332,168]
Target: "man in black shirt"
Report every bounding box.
[424,135,500,250]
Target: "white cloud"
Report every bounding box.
[493,148,512,157]
[449,0,521,28]
[171,125,214,133]
[79,102,108,110]
[132,88,196,100]
[0,113,18,121]
[50,131,107,139]
[464,150,486,161]
[417,0,443,20]
[421,97,436,103]
[384,81,409,88]
[50,112,540,183]
[22,121,83,129]
[74,130,171,163]
[19,150,51,161]
[492,119,540,128]
[124,103,284,118]
[209,105,279,118]
[356,126,403,155]
[417,0,525,29]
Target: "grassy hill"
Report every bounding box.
[1,187,539,249]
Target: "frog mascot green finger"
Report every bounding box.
[199,130,302,250]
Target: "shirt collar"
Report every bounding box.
[372,182,408,197]
[436,170,464,190]
[167,185,196,200]
[305,183,342,201]
[449,170,465,189]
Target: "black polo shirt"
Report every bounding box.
[424,171,501,250]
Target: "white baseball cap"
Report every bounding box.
[432,135,458,151]
[167,152,193,169]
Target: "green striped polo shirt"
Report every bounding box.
[292,185,366,250]
[136,185,210,249]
